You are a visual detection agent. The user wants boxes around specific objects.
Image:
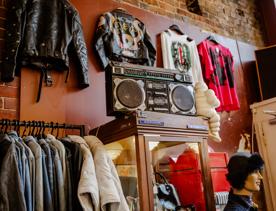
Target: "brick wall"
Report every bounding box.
[0,0,20,119]
[116,0,265,46]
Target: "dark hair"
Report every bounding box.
[226,152,264,190]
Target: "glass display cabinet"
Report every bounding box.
[90,111,216,211]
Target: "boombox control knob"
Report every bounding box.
[174,74,183,82]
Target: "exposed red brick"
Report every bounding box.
[160,2,175,13]
[124,0,139,6]
[144,0,158,6]
[177,8,190,16]
[0,109,18,119]
[5,76,20,88]
[4,98,18,110]
[114,0,264,46]
[0,85,19,98]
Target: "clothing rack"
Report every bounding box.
[0,119,86,136]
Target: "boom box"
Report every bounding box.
[105,62,196,116]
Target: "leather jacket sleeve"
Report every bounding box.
[71,14,90,87]
[1,0,27,82]
[144,29,156,66]
[94,15,110,69]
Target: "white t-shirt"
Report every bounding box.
[161,29,204,85]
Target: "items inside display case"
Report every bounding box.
[104,136,139,211]
[90,111,216,210]
[149,141,206,211]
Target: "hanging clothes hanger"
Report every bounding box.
[61,123,67,138]
[41,121,46,138]
[169,24,184,35]
[15,120,20,135]
[168,24,193,42]
[22,121,28,137]
[206,35,219,44]
[31,121,37,136]
[115,7,129,15]
[50,121,55,135]
[56,124,60,139]
[4,120,10,133]
[35,121,42,137]
[0,119,6,134]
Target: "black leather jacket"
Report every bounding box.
[94,8,156,69]
[2,0,89,88]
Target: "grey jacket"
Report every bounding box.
[0,134,26,211]
[47,134,67,211]
[25,136,44,211]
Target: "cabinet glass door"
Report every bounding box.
[148,140,206,211]
[104,136,139,211]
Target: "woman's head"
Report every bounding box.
[226,152,264,191]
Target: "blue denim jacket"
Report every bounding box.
[224,190,257,211]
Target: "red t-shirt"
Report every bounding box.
[197,40,240,111]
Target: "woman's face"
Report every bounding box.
[244,170,263,192]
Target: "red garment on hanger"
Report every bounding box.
[197,40,240,112]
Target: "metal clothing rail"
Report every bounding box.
[0,119,86,137]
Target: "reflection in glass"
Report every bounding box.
[104,136,139,211]
[150,141,206,211]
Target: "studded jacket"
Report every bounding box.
[94,8,156,69]
[2,0,89,88]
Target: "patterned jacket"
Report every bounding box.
[94,8,156,69]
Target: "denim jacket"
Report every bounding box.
[224,190,258,211]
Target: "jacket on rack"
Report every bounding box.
[0,134,26,211]
[8,132,32,211]
[68,135,100,211]
[47,134,67,211]
[2,0,89,88]
[84,136,129,211]
[25,136,44,211]
[94,8,156,69]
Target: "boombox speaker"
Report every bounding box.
[106,62,196,116]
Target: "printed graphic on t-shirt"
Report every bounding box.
[171,41,191,72]
[208,48,226,86]
[208,48,234,88]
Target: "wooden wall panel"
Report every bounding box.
[259,0,276,45]
[20,0,257,154]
